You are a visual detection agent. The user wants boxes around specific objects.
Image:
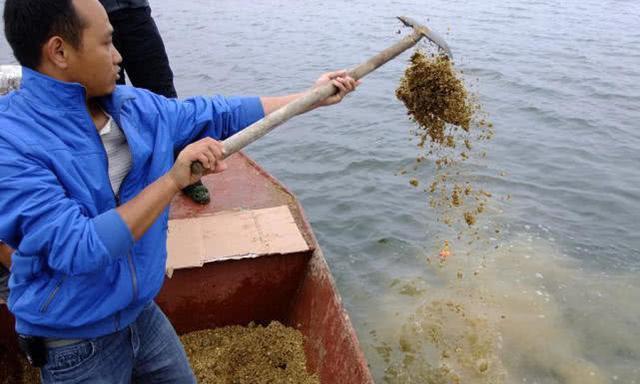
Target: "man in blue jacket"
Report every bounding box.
[0,0,358,382]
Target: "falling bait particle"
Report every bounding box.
[464,212,477,226]
[396,49,495,237]
[476,359,489,373]
[439,240,452,261]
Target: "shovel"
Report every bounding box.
[192,16,452,175]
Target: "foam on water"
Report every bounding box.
[368,236,640,383]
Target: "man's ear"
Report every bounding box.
[42,36,70,70]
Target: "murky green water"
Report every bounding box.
[2,0,639,381]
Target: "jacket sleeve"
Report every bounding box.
[159,94,265,151]
[0,144,134,276]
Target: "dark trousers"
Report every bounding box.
[108,6,177,99]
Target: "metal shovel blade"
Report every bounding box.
[397,16,453,59]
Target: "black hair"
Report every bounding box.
[3,0,85,69]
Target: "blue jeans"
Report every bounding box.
[40,302,195,383]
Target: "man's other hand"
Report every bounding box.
[314,70,361,107]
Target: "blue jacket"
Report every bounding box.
[0,68,264,338]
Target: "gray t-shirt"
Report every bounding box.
[100,114,132,195]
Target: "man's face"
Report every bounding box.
[66,0,122,98]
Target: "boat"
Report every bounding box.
[0,66,373,383]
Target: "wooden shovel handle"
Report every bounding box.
[188,21,450,178]
[220,31,425,157]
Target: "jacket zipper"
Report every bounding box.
[126,250,138,301]
[110,113,138,305]
[40,277,66,313]
[85,101,139,329]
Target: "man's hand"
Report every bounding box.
[0,242,12,269]
[117,138,227,240]
[259,70,361,115]
[167,138,227,190]
[314,70,361,107]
